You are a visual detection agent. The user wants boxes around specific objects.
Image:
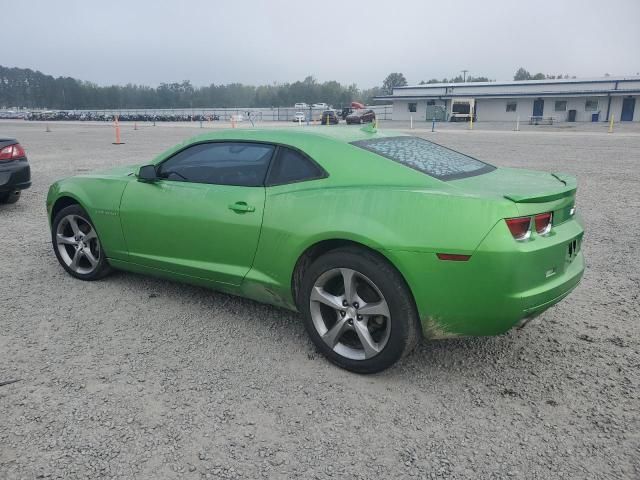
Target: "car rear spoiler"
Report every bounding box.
[504,173,577,203]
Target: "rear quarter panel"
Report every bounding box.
[243,179,517,310]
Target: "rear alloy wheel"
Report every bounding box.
[300,247,420,373]
[52,204,111,280]
[311,268,391,360]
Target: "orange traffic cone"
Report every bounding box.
[112,116,125,145]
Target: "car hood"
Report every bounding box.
[448,167,576,203]
[88,163,140,178]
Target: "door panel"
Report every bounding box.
[533,99,544,117]
[621,97,635,122]
[119,179,265,286]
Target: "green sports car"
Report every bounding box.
[47,127,584,373]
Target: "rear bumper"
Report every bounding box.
[386,217,585,338]
[0,159,31,192]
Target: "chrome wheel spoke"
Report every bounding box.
[353,320,380,358]
[56,234,77,246]
[69,249,82,270]
[84,228,97,241]
[84,249,98,267]
[310,286,344,311]
[322,317,349,348]
[358,300,390,318]
[340,268,358,304]
[68,216,81,236]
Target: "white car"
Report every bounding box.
[312,103,329,109]
[294,103,308,110]
[293,112,306,122]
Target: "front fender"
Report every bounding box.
[47,176,131,260]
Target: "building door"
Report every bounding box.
[533,99,544,117]
[621,97,636,121]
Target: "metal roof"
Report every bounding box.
[373,76,640,101]
[393,76,640,90]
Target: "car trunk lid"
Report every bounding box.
[448,167,577,223]
[449,167,576,203]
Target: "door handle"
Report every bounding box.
[228,201,255,213]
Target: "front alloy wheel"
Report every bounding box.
[52,204,111,280]
[56,214,101,275]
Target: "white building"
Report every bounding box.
[375,76,640,123]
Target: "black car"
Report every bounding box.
[320,110,339,125]
[346,109,376,124]
[0,139,31,204]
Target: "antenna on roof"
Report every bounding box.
[361,122,377,134]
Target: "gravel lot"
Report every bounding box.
[1,120,639,479]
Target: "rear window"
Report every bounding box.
[351,136,495,180]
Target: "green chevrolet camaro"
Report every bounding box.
[47,127,584,373]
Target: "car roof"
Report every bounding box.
[181,127,401,146]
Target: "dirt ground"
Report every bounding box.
[1,120,639,479]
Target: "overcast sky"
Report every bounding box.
[2,0,639,88]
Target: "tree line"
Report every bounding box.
[0,65,385,110]
[1,65,580,110]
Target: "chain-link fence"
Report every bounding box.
[19,105,393,123]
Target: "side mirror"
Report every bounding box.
[137,165,158,182]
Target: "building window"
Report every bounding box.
[585,99,598,111]
[427,100,436,106]
[506,102,517,112]
[408,102,417,113]
[555,101,567,112]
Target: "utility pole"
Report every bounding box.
[461,70,468,82]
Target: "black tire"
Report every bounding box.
[299,246,421,374]
[0,190,21,204]
[51,204,112,280]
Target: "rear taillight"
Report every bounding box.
[505,216,531,241]
[534,212,553,235]
[0,143,26,161]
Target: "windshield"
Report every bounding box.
[351,136,495,180]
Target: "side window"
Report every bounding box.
[585,99,598,111]
[408,102,417,113]
[555,100,567,112]
[158,142,274,187]
[266,147,325,186]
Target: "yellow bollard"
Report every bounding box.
[469,106,474,130]
[608,114,614,133]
